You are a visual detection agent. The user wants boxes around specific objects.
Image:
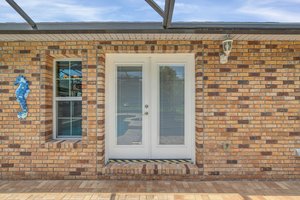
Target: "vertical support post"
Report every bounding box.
[163,0,175,29]
[6,0,37,30]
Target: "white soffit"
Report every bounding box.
[0,33,299,41]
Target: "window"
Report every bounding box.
[54,60,82,138]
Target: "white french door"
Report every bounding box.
[106,54,195,160]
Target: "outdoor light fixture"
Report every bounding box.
[220,35,233,64]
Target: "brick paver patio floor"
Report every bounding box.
[0,180,299,200]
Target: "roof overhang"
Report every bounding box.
[0,22,300,41]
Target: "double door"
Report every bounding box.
[106,54,194,160]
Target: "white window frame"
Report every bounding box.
[53,58,83,139]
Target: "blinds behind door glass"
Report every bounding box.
[159,65,185,145]
[116,66,143,145]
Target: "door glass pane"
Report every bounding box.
[159,65,185,145]
[117,66,143,145]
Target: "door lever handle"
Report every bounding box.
[144,112,149,115]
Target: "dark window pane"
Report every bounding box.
[70,61,82,79]
[72,119,82,136]
[56,80,69,97]
[70,79,82,97]
[72,101,82,117]
[57,118,71,136]
[57,101,70,117]
[57,61,70,79]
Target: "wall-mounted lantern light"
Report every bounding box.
[220,35,233,64]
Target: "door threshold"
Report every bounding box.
[101,159,201,178]
[108,159,192,164]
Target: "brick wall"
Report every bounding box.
[0,40,299,180]
[202,40,300,179]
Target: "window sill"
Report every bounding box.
[42,139,84,149]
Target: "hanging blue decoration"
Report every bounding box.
[14,75,30,119]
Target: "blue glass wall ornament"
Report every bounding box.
[14,75,30,119]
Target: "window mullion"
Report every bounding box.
[69,61,71,97]
[56,97,82,101]
[69,61,72,136]
[56,100,58,137]
[70,101,73,136]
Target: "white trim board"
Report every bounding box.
[1,33,300,41]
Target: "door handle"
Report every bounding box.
[144,112,149,115]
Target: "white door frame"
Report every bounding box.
[105,54,195,163]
